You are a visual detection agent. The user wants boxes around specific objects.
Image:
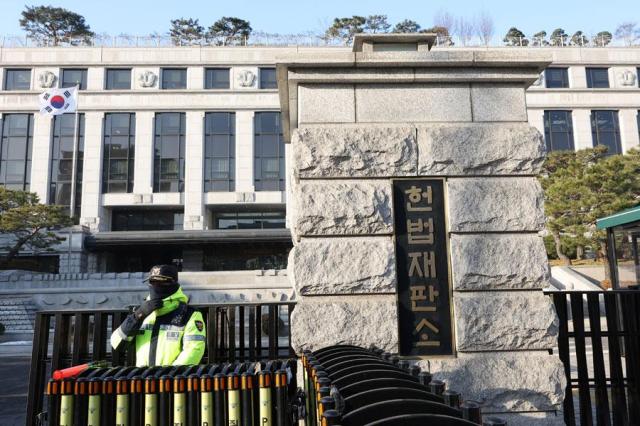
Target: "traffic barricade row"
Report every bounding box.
[43,359,298,426]
[301,345,508,426]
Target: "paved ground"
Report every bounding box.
[0,356,30,426]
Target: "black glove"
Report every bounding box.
[134,298,163,320]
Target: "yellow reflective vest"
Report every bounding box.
[110,287,206,366]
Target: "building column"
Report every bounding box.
[133,112,155,195]
[30,113,53,202]
[235,110,255,192]
[188,67,204,90]
[572,109,593,150]
[569,66,586,88]
[184,111,205,230]
[80,112,105,231]
[87,66,104,91]
[619,109,640,152]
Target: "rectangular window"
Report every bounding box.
[205,68,230,89]
[61,68,88,90]
[591,110,622,155]
[103,113,135,193]
[4,69,31,90]
[586,67,609,88]
[254,112,285,191]
[112,209,184,231]
[204,112,235,192]
[161,68,187,89]
[259,68,277,89]
[543,111,575,151]
[105,69,132,90]
[154,113,185,192]
[214,211,286,229]
[49,114,84,217]
[0,114,33,191]
[544,68,569,88]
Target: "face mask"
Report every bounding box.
[148,282,179,300]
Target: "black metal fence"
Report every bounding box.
[26,302,295,426]
[546,290,640,426]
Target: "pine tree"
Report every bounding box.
[170,18,204,45]
[392,19,421,33]
[208,17,252,45]
[532,31,548,46]
[364,15,391,33]
[540,147,640,268]
[570,31,588,46]
[0,188,73,268]
[325,16,366,44]
[19,5,94,45]
[503,27,528,46]
[593,31,613,46]
[550,28,568,46]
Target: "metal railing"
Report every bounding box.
[26,302,295,426]
[0,33,635,49]
[545,289,640,425]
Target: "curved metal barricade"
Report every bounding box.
[301,344,505,426]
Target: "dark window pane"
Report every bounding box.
[154,113,185,192]
[105,69,131,90]
[4,69,31,90]
[103,113,135,193]
[586,67,609,88]
[213,211,285,230]
[259,68,277,89]
[543,110,574,152]
[61,69,87,90]
[205,68,230,89]
[254,112,284,191]
[591,110,621,155]
[545,68,569,88]
[49,114,83,216]
[112,210,183,231]
[0,114,33,190]
[161,68,187,89]
[204,112,235,192]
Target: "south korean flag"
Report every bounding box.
[39,86,78,116]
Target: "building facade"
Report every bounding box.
[0,45,638,273]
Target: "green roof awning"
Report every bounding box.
[596,205,640,230]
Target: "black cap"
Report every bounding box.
[144,264,178,283]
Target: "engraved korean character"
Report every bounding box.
[407,217,434,245]
[408,251,437,279]
[405,185,433,212]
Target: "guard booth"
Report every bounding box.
[597,205,640,289]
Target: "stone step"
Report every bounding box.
[0,297,36,333]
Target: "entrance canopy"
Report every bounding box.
[85,229,292,273]
[597,205,640,289]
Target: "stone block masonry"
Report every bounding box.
[280,44,564,422]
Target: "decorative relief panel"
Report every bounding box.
[237,70,256,87]
[138,70,157,88]
[38,71,57,88]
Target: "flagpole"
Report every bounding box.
[69,85,79,220]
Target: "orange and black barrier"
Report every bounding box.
[39,360,297,426]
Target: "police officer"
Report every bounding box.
[110,264,206,366]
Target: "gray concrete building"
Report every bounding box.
[0,45,638,274]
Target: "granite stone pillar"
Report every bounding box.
[277,34,565,423]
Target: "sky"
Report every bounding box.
[0,0,637,41]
